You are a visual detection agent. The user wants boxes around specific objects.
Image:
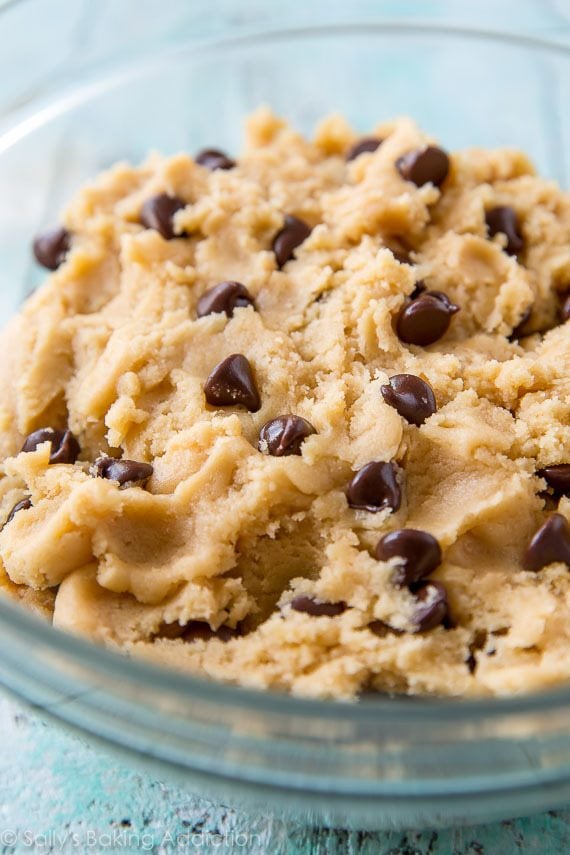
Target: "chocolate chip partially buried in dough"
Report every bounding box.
[411,581,449,632]
[204,353,261,412]
[346,461,401,513]
[157,620,238,642]
[92,457,153,488]
[3,497,32,528]
[258,415,316,457]
[22,428,80,465]
[197,281,255,318]
[195,148,236,171]
[33,226,71,271]
[485,206,524,256]
[290,595,346,617]
[538,465,570,497]
[367,619,404,638]
[396,146,450,187]
[508,305,532,342]
[140,193,186,240]
[272,215,312,268]
[396,290,459,346]
[346,137,383,161]
[380,374,437,426]
[523,513,570,572]
[183,621,238,642]
[376,529,442,587]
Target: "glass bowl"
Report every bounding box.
[1,0,570,830]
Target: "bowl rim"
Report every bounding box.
[3,592,570,724]
[0,19,570,155]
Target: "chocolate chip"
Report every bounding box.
[538,465,570,497]
[411,581,449,632]
[272,215,312,268]
[410,280,427,299]
[396,146,450,187]
[385,236,413,265]
[258,415,316,457]
[4,497,32,527]
[380,374,437,426]
[157,621,238,642]
[367,619,404,637]
[197,281,255,318]
[390,248,411,265]
[140,194,185,240]
[290,595,346,617]
[466,629,488,674]
[376,529,442,587]
[346,461,401,513]
[204,354,261,412]
[22,428,80,464]
[346,137,382,161]
[508,305,532,342]
[485,206,524,256]
[33,226,71,271]
[523,513,570,571]
[195,149,236,171]
[396,290,459,346]
[92,457,153,488]
[183,621,238,642]
[560,293,570,323]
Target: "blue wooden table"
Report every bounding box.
[1,2,570,852]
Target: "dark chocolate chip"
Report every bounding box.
[258,415,316,457]
[560,293,570,323]
[157,621,238,642]
[466,630,488,674]
[523,513,570,571]
[204,353,261,412]
[411,581,449,632]
[92,457,153,488]
[272,215,312,268]
[140,193,185,240]
[183,621,238,642]
[22,428,80,465]
[367,619,404,637]
[290,595,346,617]
[197,281,255,318]
[33,226,71,271]
[195,149,236,171]
[390,247,411,265]
[396,146,450,187]
[410,280,427,299]
[508,305,532,342]
[538,465,570,497]
[380,374,437,426]
[376,529,442,587]
[485,206,524,256]
[4,496,32,527]
[346,461,401,513]
[346,137,383,161]
[396,290,459,346]
[385,236,413,265]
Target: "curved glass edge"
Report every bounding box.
[0,22,569,149]
[2,593,570,725]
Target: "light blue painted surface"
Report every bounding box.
[1,2,570,852]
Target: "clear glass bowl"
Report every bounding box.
[1,1,570,830]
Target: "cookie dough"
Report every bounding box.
[1,109,570,700]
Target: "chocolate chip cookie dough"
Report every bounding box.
[1,108,570,700]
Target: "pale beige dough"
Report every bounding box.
[0,109,570,699]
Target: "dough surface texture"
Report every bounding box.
[1,110,570,700]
